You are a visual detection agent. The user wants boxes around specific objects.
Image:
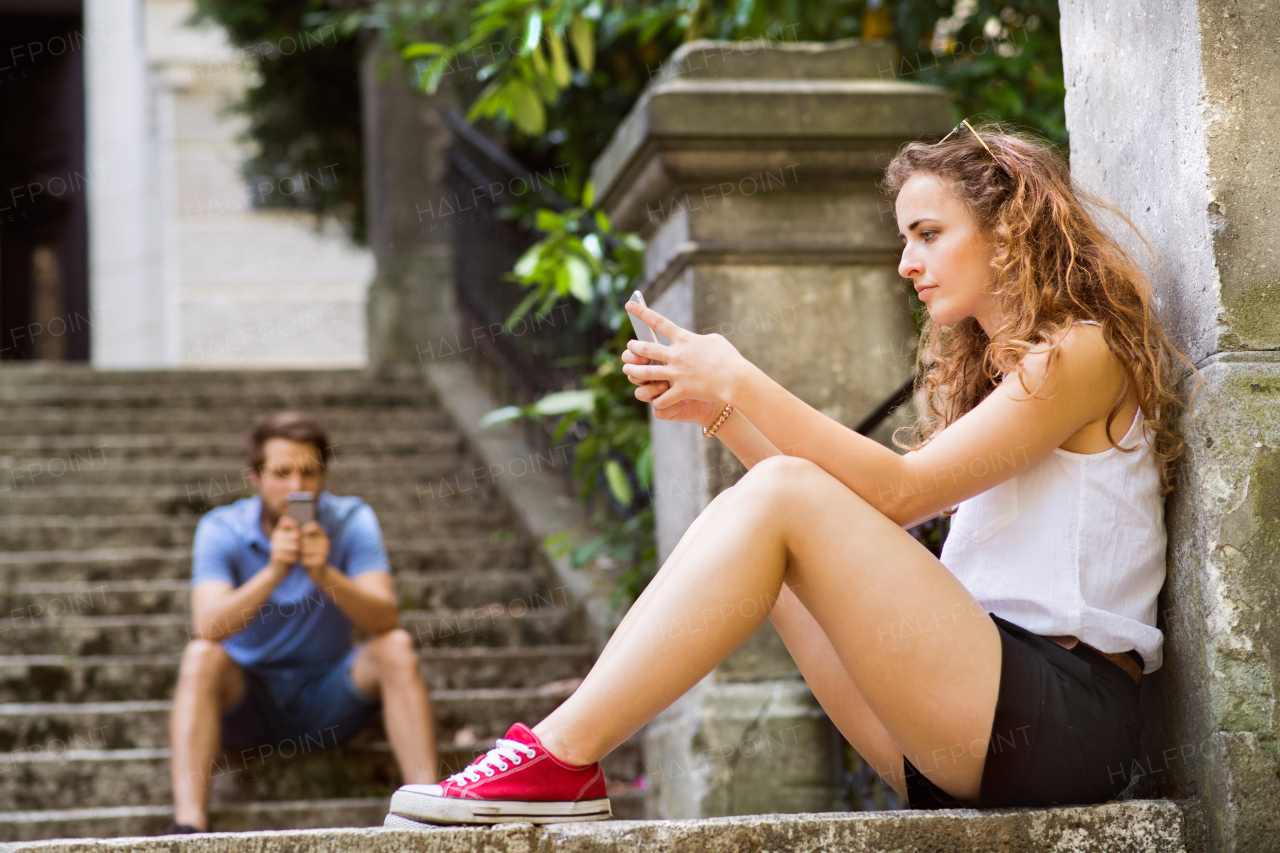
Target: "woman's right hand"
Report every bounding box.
[621,348,719,427]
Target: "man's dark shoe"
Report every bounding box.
[161,822,202,835]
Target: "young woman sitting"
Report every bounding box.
[386,123,1193,824]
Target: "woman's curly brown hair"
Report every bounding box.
[882,123,1196,493]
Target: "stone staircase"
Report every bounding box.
[0,366,640,841]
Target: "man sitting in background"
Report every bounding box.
[165,412,437,834]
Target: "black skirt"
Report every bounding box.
[904,613,1144,809]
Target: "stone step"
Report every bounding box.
[0,385,433,409]
[0,367,414,386]
[0,431,463,461]
[0,410,453,438]
[0,606,572,656]
[0,513,521,551]
[0,541,532,583]
[0,646,594,702]
[0,798,389,842]
[2,803,1187,852]
[0,736,643,821]
[0,789,649,842]
[0,485,510,517]
[2,458,500,489]
[0,685,581,753]
[2,570,553,618]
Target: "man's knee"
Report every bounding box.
[179,638,229,681]
[369,628,419,673]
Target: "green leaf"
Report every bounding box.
[513,245,540,278]
[419,57,449,94]
[523,9,543,54]
[478,405,523,429]
[506,79,546,135]
[565,255,593,302]
[548,31,571,88]
[568,13,595,74]
[465,79,504,122]
[535,208,564,232]
[402,42,448,59]
[544,530,575,557]
[580,179,595,208]
[604,458,633,507]
[531,389,595,416]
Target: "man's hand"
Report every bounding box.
[268,516,301,579]
[299,521,331,585]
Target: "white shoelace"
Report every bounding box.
[448,738,538,785]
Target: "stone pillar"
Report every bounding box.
[85,0,170,366]
[1061,4,1280,851]
[362,37,459,371]
[589,38,952,818]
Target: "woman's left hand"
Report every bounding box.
[622,301,747,409]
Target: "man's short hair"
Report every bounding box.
[245,412,334,473]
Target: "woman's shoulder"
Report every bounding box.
[1005,319,1123,396]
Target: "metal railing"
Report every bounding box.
[442,109,609,401]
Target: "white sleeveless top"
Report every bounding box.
[939,335,1167,673]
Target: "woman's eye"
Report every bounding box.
[921,231,938,242]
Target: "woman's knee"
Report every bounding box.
[737,455,851,509]
[738,455,822,491]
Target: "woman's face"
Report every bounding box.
[895,171,999,332]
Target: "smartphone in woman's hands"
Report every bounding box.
[626,290,665,367]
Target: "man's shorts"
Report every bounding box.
[221,646,382,754]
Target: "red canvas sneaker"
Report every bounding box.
[387,723,611,825]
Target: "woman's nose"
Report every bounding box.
[898,248,923,281]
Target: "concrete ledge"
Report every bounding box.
[421,362,619,653]
[1,802,1187,853]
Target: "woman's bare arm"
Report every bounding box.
[625,304,1127,527]
[735,334,1124,525]
[701,408,785,471]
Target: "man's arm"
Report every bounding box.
[192,570,287,641]
[299,504,399,633]
[311,568,399,633]
[190,516,297,641]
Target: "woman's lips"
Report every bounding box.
[916,285,937,298]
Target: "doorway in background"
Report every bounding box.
[0,0,89,361]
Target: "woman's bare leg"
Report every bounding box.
[769,582,909,797]
[532,455,1001,800]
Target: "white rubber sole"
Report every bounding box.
[388,786,611,825]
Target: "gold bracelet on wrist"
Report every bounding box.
[702,404,734,438]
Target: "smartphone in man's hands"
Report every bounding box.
[286,491,316,524]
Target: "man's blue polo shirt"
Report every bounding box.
[190,492,390,669]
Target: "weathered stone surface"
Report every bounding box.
[1061,0,1280,360]
[1062,4,1280,851]
[652,38,897,83]
[0,801,1187,853]
[361,38,460,370]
